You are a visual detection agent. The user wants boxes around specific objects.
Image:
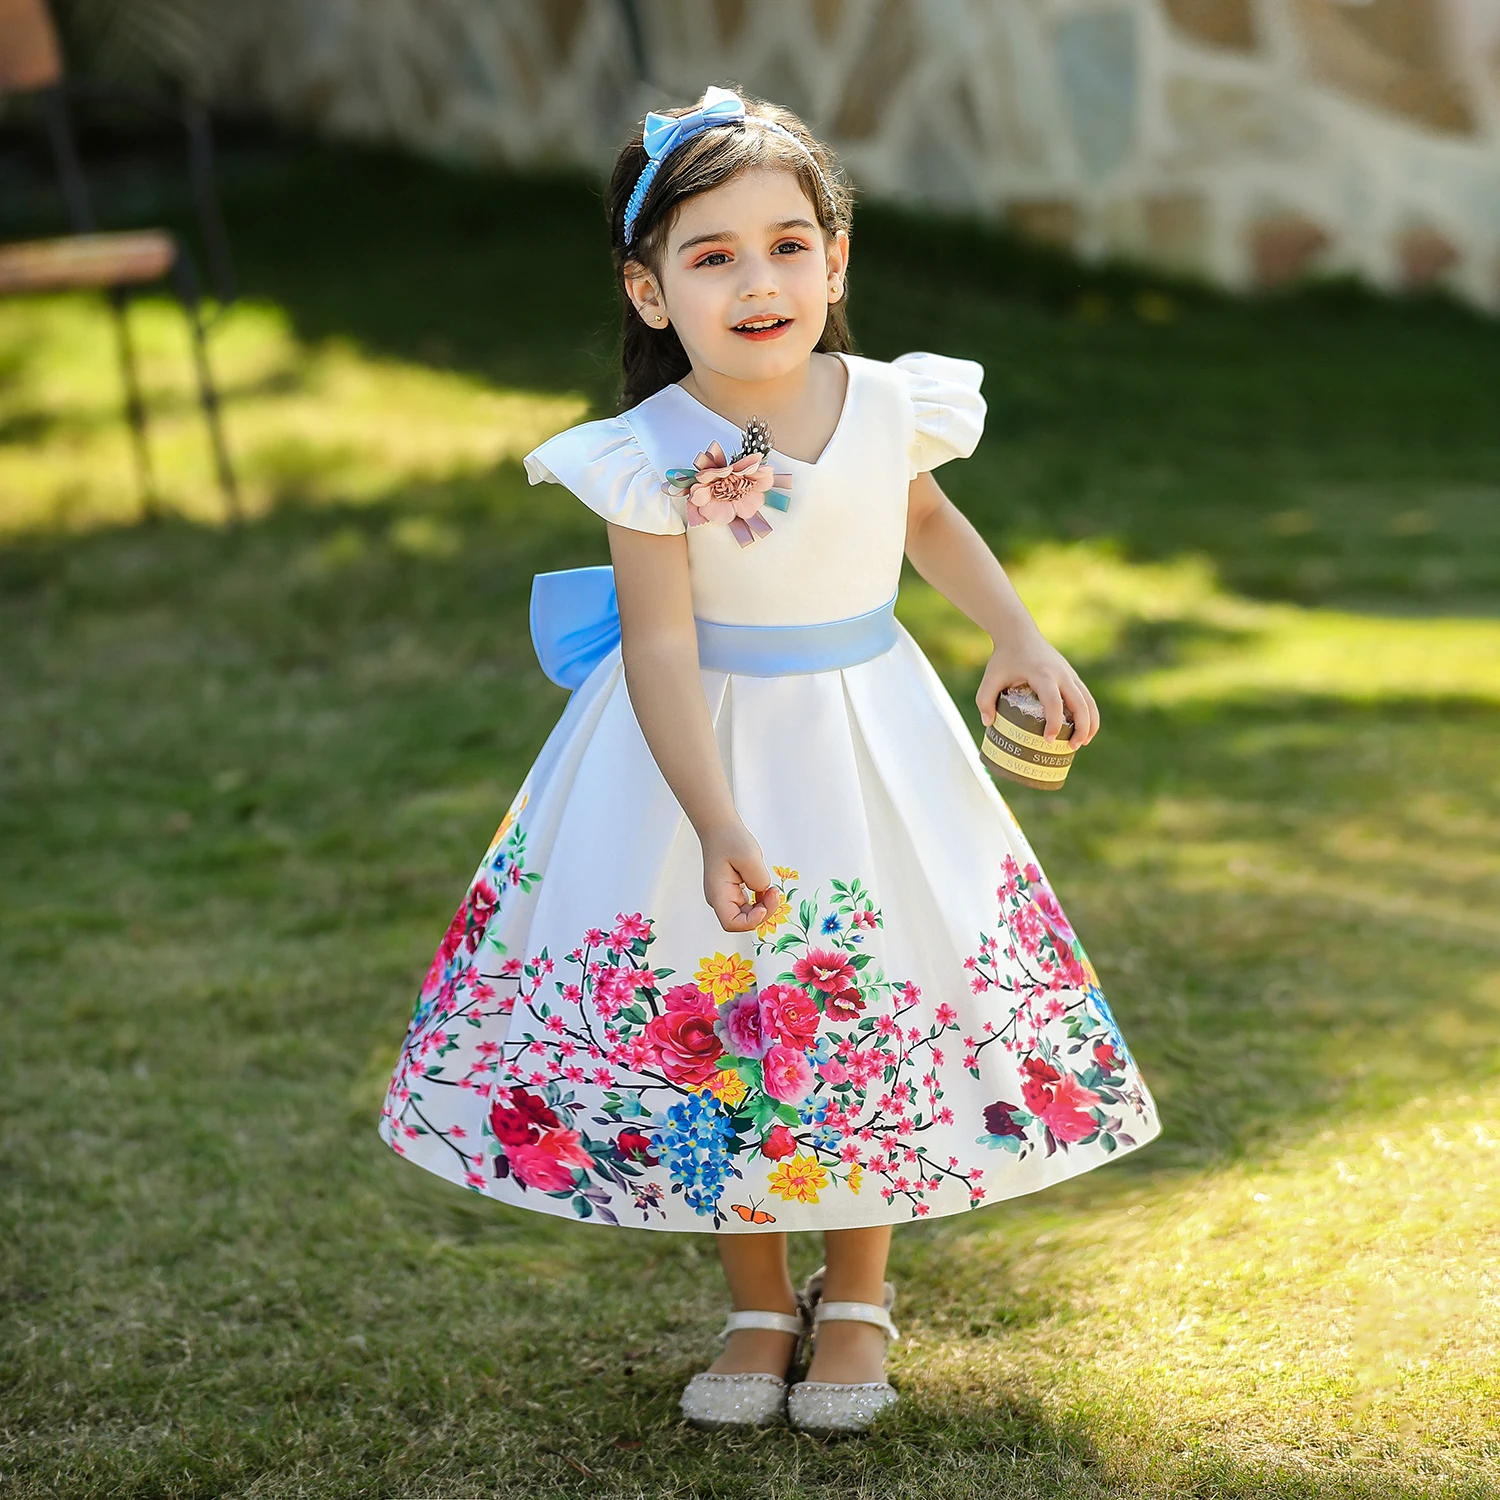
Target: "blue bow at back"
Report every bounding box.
[529,565,621,690]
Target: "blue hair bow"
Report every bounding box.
[643,84,745,161]
[625,85,746,245]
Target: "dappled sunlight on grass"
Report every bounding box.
[930,1086,1494,1482]
[900,539,1500,705]
[902,1086,1500,1491]
[0,293,588,535]
[1111,790,1500,949]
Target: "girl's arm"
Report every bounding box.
[904,470,1100,745]
[605,520,782,934]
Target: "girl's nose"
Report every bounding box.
[735,255,781,297]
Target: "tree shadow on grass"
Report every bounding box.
[7,127,1497,610]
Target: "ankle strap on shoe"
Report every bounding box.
[811,1300,900,1342]
[718,1308,807,1340]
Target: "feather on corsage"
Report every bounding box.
[662,416,793,547]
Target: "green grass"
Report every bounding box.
[2,136,1498,1498]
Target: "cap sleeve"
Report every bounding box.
[891,350,986,481]
[523,414,686,535]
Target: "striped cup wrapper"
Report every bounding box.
[980,684,1077,791]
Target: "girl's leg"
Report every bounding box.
[804,1224,892,1384]
[706,1231,802,1375]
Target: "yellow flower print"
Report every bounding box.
[773,865,798,882]
[484,792,529,858]
[755,889,792,941]
[697,951,756,1003]
[701,1068,748,1109]
[846,1163,863,1196]
[766,1154,829,1205]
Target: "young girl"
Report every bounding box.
[378,83,1161,1438]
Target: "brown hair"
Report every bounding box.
[604,84,857,412]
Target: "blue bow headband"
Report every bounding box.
[623,84,837,248]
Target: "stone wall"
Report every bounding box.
[208,0,1500,310]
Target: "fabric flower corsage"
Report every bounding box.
[662,417,793,547]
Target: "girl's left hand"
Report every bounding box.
[978,628,1100,746]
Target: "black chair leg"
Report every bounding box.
[170,247,240,524]
[108,286,159,520]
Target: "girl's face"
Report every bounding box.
[625,165,849,384]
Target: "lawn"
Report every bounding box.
[1,135,1498,1499]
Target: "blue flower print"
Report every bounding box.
[649,1092,737,1217]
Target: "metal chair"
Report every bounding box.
[0,0,240,520]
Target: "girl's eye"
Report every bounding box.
[694,241,808,268]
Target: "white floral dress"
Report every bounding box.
[377,349,1161,1231]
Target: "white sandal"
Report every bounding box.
[678,1298,812,1431]
[786,1266,900,1437]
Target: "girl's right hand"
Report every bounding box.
[699,820,782,933]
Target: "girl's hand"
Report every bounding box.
[978,627,1100,746]
[699,820,782,934]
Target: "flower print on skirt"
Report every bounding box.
[378,784,1161,1232]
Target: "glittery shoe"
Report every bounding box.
[678,1300,811,1431]
[786,1276,900,1437]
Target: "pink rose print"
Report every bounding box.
[1039,1074,1103,1143]
[759,1123,798,1160]
[505,1122,595,1192]
[645,985,725,1087]
[660,982,713,1013]
[1019,1055,1062,1112]
[538,1126,594,1169]
[507,1141,577,1191]
[717,990,770,1059]
[1030,885,1075,943]
[759,983,820,1050]
[762,1043,815,1105]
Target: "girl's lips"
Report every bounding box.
[732,317,793,341]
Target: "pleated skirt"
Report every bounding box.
[377,621,1161,1231]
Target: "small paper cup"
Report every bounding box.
[980,684,1077,791]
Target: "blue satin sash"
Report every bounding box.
[529,565,899,690]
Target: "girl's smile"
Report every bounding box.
[731,314,794,340]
